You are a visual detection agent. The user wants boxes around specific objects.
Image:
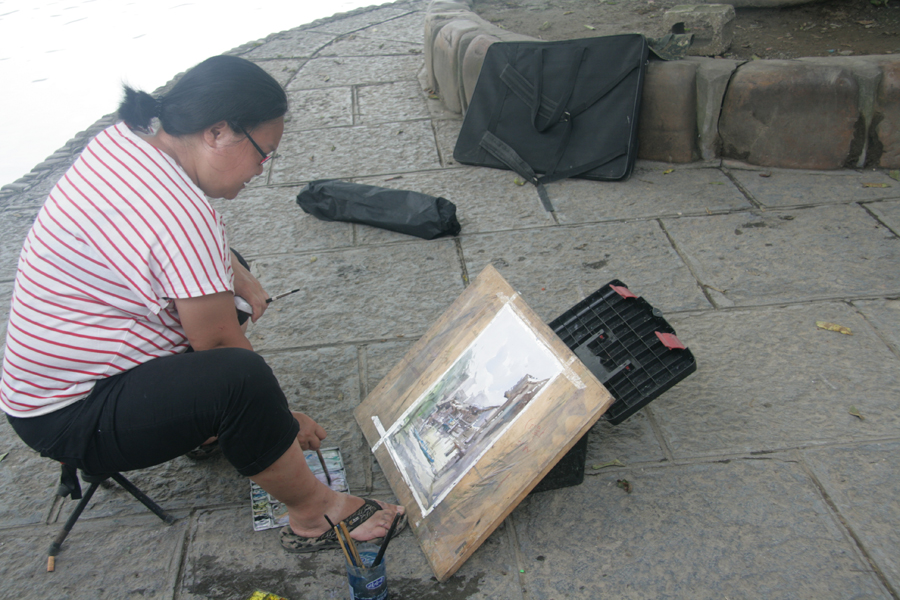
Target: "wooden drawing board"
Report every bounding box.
[354,265,614,581]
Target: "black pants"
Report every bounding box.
[7,348,299,477]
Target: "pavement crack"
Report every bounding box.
[797,455,900,599]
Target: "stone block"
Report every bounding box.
[245,241,464,349]
[462,33,500,110]
[0,421,58,527]
[0,208,37,281]
[512,461,888,598]
[726,166,898,208]
[865,199,900,239]
[459,221,711,320]
[425,10,473,92]
[552,162,751,224]
[663,4,736,57]
[286,55,422,91]
[803,442,900,592]
[687,57,741,160]
[285,86,353,130]
[872,56,900,168]
[179,506,520,600]
[661,204,900,307]
[240,30,335,60]
[0,517,186,598]
[306,4,413,35]
[270,120,442,184]
[799,56,884,168]
[637,60,700,163]
[432,18,485,113]
[853,297,900,356]
[356,80,430,125]
[719,60,861,169]
[654,303,900,456]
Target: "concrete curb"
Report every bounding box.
[424,0,900,170]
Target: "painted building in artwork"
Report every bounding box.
[416,374,549,478]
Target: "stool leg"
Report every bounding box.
[110,473,177,525]
[47,480,102,570]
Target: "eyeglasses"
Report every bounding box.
[237,124,276,165]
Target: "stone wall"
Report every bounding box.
[426,0,900,169]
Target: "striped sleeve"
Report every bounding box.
[59,124,234,312]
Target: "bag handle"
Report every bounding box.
[479,131,555,212]
[531,46,586,133]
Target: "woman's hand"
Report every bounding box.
[292,411,327,451]
[232,252,268,323]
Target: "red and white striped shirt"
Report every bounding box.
[1,123,234,417]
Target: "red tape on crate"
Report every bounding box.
[655,332,686,350]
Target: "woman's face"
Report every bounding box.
[197,117,284,199]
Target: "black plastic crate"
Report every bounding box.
[550,280,696,425]
[530,431,589,495]
[532,280,695,493]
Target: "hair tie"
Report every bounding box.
[155,97,164,118]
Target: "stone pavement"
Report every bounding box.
[1,1,899,598]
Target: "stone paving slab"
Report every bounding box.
[253,59,306,88]
[551,162,752,224]
[286,55,423,91]
[432,117,464,167]
[272,120,442,183]
[306,5,418,36]
[180,505,519,600]
[652,303,900,458]
[585,411,667,469]
[459,222,712,321]
[363,340,417,494]
[512,459,891,599]
[0,516,186,599]
[866,198,900,237]
[0,281,11,341]
[245,241,464,349]
[726,166,900,208]
[662,204,900,307]
[803,441,900,593]
[317,33,424,57]
[210,186,353,258]
[0,421,58,527]
[357,80,431,124]
[853,298,900,357]
[351,11,427,44]
[0,208,37,282]
[56,458,246,522]
[261,346,370,491]
[285,87,354,130]
[0,164,71,211]
[350,167,553,243]
[239,31,336,61]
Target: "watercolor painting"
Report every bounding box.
[384,305,564,516]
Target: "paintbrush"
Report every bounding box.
[315,448,332,486]
[340,520,363,567]
[373,512,401,566]
[325,514,355,567]
[265,288,300,303]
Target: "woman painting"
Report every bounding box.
[1,54,404,552]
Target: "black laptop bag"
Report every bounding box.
[453,34,649,211]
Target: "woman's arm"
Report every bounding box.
[175,292,252,351]
[232,251,268,323]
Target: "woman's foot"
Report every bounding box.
[288,493,404,542]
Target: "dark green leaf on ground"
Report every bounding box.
[616,479,632,493]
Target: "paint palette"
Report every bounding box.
[250,447,348,531]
